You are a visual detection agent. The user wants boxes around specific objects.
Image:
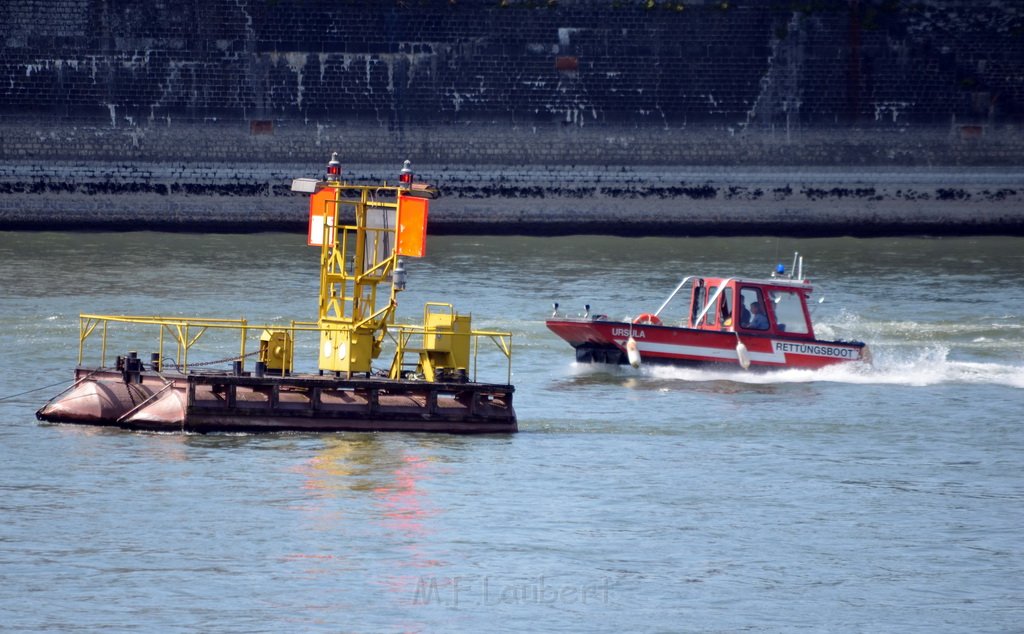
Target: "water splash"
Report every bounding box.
[639,343,1024,389]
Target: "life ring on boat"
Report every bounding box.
[632,313,662,326]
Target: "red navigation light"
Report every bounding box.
[399,159,413,186]
[326,152,342,180]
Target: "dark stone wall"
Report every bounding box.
[3,0,1022,131]
[1,0,1022,234]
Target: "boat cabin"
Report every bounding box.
[678,276,817,339]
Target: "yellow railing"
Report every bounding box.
[388,323,513,385]
[77,314,513,384]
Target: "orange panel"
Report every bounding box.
[396,195,429,257]
[307,188,337,246]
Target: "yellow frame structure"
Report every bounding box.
[75,315,512,383]
[73,167,513,386]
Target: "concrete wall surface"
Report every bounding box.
[3,159,1020,236]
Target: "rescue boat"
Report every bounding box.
[546,253,868,371]
[37,156,516,434]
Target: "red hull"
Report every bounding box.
[546,318,866,370]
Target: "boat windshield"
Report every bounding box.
[767,290,810,334]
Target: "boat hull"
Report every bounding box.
[546,318,866,370]
[37,367,516,434]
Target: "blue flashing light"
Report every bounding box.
[776,263,786,275]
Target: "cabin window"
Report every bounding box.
[767,290,810,334]
[739,287,770,330]
[721,288,734,327]
[705,286,718,326]
[690,280,705,326]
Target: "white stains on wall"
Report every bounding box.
[233,0,254,41]
[874,101,910,123]
[283,52,308,107]
[121,50,152,69]
[318,54,329,83]
[147,106,171,127]
[742,11,803,131]
[449,91,464,112]
[557,27,579,50]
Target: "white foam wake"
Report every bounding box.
[640,344,1024,389]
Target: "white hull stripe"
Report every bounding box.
[769,340,861,360]
[614,339,859,363]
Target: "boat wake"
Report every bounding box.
[636,344,1024,389]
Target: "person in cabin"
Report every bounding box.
[737,298,751,328]
[749,301,770,330]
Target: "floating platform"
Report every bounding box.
[37,366,516,434]
[37,158,519,435]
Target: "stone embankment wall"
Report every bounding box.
[2,160,1019,236]
[1,0,1022,235]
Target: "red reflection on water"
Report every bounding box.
[374,453,438,535]
[284,439,449,599]
[373,452,452,600]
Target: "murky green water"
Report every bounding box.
[2,232,1022,631]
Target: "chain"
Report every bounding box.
[166,349,263,372]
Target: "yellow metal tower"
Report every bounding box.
[295,155,435,377]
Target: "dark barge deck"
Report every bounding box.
[37,367,517,434]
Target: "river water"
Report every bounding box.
[1,232,1022,632]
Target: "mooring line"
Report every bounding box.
[0,380,78,402]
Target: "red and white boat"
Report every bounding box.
[546,253,868,371]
